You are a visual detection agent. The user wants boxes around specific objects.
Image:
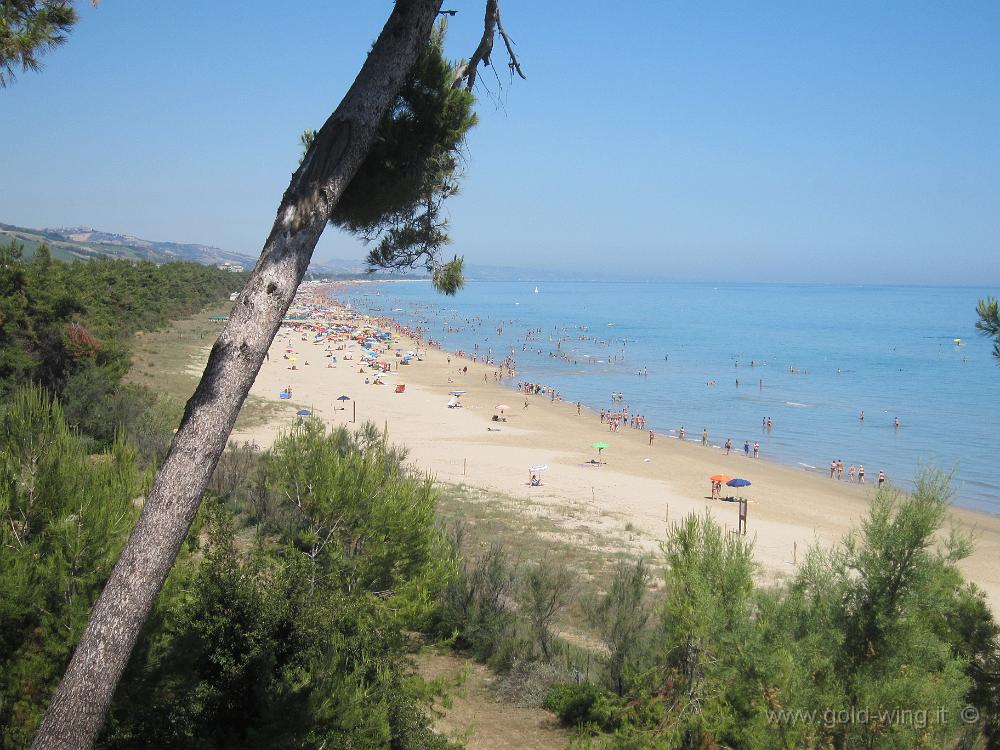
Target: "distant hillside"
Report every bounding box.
[2,221,602,282]
[0,222,257,269]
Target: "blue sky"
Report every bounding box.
[2,1,998,284]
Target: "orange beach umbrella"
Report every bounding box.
[709,474,731,483]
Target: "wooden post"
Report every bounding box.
[463,458,467,476]
[352,401,356,423]
[738,498,748,535]
[793,541,797,564]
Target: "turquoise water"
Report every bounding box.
[341,281,1000,514]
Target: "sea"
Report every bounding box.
[339,281,1000,515]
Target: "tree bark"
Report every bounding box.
[31,2,442,748]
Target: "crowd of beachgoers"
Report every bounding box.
[290,282,898,488]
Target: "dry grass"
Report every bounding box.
[434,482,665,652]
[126,303,281,430]
[415,650,572,750]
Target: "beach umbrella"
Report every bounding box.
[592,441,609,462]
[296,409,311,417]
[725,477,751,501]
[528,464,547,484]
[449,390,466,396]
[709,474,732,483]
[495,404,509,412]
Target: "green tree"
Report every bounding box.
[600,474,994,749]
[977,296,1000,360]
[35,3,524,745]
[99,434,457,749]
[519,562,572,660]
[0,386,143,747]
[305,22,477,294]
[0,0,78,87]
[585,558,652,696]
[653,512,757,748]
[265,421,451,626]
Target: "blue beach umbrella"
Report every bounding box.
[726,478,751,488]
[296,409,311,417]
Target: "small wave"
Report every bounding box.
[798,462,817,469]
[785,401,811,408]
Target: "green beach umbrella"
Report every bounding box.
[592,441,609,462]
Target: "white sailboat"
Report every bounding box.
[533,286,539,294]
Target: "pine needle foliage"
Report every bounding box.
[305,23,477,295]
[977,295,1000,361]
[0,385,144,746]
[0,0,78,86]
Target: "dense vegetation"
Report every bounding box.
[528,474,1000,749]
[435,474,1000,749]
[0,390,459,748]
[0,240,243,449]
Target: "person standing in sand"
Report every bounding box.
[725,438,732,455]
[702,429,709,447]
[679,426,686,441]
[849,464,856,482]
[878,469,886,487]
[753,441,760,459]
[744,440,751,457]
[858,465,865,483]
[649,430,655,445]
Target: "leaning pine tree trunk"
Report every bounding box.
[32,2,443,747]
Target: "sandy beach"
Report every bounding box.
[226,283,1000,609]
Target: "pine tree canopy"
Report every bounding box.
[0,0,78,87]
[303,23,477,295]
